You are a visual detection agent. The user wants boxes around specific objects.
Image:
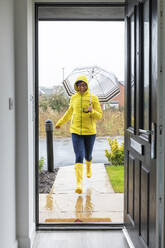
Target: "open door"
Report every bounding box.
[124,0,157,247]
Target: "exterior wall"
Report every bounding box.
[0,0,17,248]
[111,83,124,107]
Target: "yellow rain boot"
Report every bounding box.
[74,163,83,194]
[86,160,92,178]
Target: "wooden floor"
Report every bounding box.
[33,230,130,248]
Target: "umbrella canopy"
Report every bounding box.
[62,66,120,103]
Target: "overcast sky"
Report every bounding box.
[39,21,124,87]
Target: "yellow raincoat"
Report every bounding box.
[56,75,102,135]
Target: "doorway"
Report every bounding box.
[35,3,125,229]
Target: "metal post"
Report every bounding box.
[45,120,54,172]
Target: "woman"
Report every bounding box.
[55,75,102,194]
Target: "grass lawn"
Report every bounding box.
[105,165,124,193]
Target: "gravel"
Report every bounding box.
[39,168,59,193]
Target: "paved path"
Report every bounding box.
[39,163,124,223]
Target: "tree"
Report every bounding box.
[48,93,69,113]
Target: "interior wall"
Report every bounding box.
[0,0,17,248]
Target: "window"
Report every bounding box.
[143,0,150,130]
[130,14,135,128]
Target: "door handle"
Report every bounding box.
[139,124,156,159]
[139,129,153,135]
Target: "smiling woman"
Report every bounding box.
[55,75,102,194]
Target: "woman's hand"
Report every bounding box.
[87,105,93,112]
[55,125,60,129]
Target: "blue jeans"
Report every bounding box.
[72,133,96,163]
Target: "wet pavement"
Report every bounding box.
[39,136,124,168]
[39,163,124,223]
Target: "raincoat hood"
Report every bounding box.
[74,75,89,91]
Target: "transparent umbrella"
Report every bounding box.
[62,66,120,102]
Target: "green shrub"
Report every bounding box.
[105,138,124,166]
[48,93,69,113]
[39,157,45,172]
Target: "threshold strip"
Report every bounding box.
[37,222,124,231]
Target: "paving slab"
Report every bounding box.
[39,163,124,223]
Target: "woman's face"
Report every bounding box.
[77,81,88,93]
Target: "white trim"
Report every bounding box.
[122,227,135,248]
[12,240,18,248]
[18,223,36,248]
[30,222,36,248]
[18,237,31,248]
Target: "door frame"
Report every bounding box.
[35,2,125,230]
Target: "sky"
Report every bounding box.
[39,21,124,88]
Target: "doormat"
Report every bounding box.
[45,217,111,223]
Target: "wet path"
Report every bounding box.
[39,136,124,168]
[39,163,123,223]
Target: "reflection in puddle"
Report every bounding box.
[45,194,53,210]
[75,196,83,220]
[44,186,112,223]
[84,188,93,218]
[75,188,94,220]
